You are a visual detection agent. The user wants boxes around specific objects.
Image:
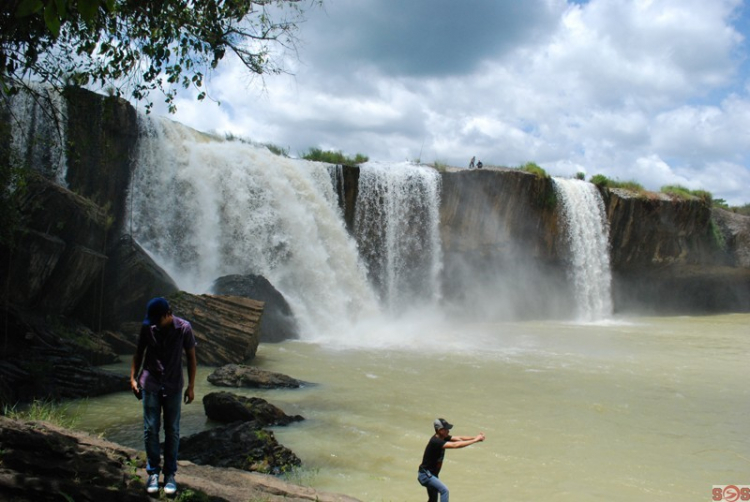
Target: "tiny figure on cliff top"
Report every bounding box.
[469,156,476,169]
[417,418,486,502]
[476,160,483,169]
[131,297,198,497]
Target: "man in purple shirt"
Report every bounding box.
[130,297,197,496]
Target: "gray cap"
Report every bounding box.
[434,418,453,430]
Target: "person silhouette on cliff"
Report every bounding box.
[417,418,485,502]
[130,297,197,497]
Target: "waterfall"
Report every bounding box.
[353,162,443,312]
[552,177,613,321]
[128,115,379,338]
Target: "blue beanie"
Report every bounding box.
[143,297,170,326]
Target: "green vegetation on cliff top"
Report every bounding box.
[301,148,369,165]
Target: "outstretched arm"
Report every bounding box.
[444,432,485,449]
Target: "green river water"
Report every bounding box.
[74,314,749,501]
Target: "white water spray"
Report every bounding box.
[553,178,613,321]
[353,162,443,312]
[128,115,379,338]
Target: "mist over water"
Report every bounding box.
[553,177,613,321]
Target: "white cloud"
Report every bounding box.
[159,0,750,204]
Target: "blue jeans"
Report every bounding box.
[418,470,449,502]
[143,389,182,476]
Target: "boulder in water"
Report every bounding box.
[207,364,308,389]
[212,274,300,343]
[203,391,303,426]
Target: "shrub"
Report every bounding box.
[301,148,368,165]
[575,171,585,180]
[660,185,713,205]
[590,174,643,192]
[518,162,548,178]
[589,174,611,187]
[263,143,289,157]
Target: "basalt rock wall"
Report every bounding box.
[337,166,750,315]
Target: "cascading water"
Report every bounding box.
[552,177,613,321]
[353,162,443,312]
[128,115,379,338]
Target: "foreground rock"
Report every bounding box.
[208,364,308,388]
[179,420,301,475]
[204,391,304,425]
[0,417,360,502]
[0,306,128,407]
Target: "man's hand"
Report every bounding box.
[183,387,195,404]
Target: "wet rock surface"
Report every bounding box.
[203,391,304,426]
[208,363,309,389]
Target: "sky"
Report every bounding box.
[149,0,750,206]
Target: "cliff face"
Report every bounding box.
[4,87,749,332]
[434,170,749,315]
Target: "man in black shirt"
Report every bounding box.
[417,418,485,502]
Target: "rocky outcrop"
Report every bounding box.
[1,174,109,315]
[213,274,300,343]
[0,417,361,502]
[179,421,302,475]
[169,293,264,366]
[208,364,308,389]
[63,86,139,240]
[0,306,127,408]
[74,234,179,331]
[203,391,304,425]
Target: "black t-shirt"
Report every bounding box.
[419,434,451,475]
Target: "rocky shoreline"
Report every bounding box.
[0,416,361,502]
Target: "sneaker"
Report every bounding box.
[146,473,160,494]
[164,474,177,496]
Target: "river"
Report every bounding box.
[74,313,749,501]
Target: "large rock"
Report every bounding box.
[0,306,127,408]
[0,175,109,315]
[712,207,750,268]
[169,293,264,366]
[213,274,300,342]
[203,391,303,426]
[63,86,139,240]
[208,364,307,389]
[74,234,179,331]
[179,421,301,475]
[0,417,361,502]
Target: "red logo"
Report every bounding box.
[713,485,750,502]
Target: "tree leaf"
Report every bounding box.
[43,3,61,37]
[78,0,99,22]
[55,0,67,19]
[15,0,44,18]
